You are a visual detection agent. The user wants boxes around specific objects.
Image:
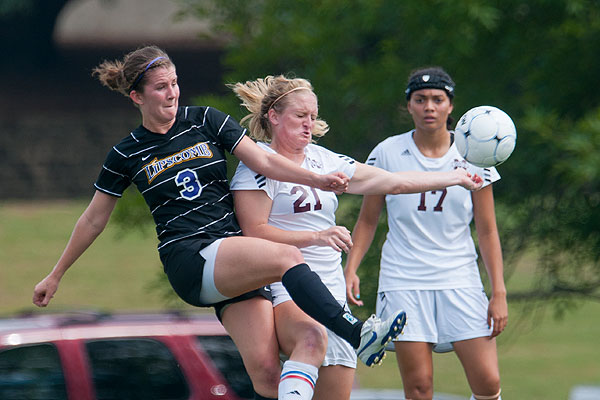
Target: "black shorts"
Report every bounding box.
[159,238,209,307]
[213,286,272,323]
[159,238,271,316]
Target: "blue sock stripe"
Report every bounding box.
[280,370,316,387]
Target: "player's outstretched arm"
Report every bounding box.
[347,163,482,195]
[33,191,118,307]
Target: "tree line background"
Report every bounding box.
[169,0,600,318]
[4,0,599,319]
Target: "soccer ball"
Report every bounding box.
[454,105,517,168]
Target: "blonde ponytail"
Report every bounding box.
[230,75,329,142]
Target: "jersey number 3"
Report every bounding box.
[176,169,202,200]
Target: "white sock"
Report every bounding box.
[470,394,502,400]
[278,360,318,400]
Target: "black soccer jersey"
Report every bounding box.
[95,106,245,250]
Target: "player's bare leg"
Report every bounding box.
[214,236,304,298]
[221,297,280,398]
[395,341,434,400]
[453,337,501,400]
[274,300,328,367]
[214,236,402,370]
[313,365,354,400]
[274,300,326,400]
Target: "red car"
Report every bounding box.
[0,311,253,400]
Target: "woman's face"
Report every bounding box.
[133,65,179,125]
[271,90,318,150]
[407,88,453,132]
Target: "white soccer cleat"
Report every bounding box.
[356,310,406,367]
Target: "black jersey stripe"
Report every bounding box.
[150,196,174,215]
[141,173,173,195]
[217,115,230,135]
[151,179,228,215]
[118,125,205,159]
[149,178,229,216]
[147,178,226,215]
[128,145,159,158]
[194,211,235,233]
[112,146,127,158]
[101,164,129,179]
[157,191,231,232]
[230,129,246,153]
[93,184,123,198]
[202,107,210,125]
[157,210,235,250]
[171,124,203,141]
[113,143,160,159]
[132,168,145,180]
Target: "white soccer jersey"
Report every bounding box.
[367,131,500,291]
[230,142,357,303]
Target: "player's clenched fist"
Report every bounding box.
[33,274,59,307]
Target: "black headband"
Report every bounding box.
[405,73,455,100]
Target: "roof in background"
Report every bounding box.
[54,0,221,49]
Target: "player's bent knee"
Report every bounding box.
[274,243,305,269]
[298,322,328,355]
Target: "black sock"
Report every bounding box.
[254,392,276,400]
[281,263,363,348]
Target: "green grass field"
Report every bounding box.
[2,200,599,399]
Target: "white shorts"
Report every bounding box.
[198,238,230,305]
[271,282,357,369]
[376,288,492,344]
